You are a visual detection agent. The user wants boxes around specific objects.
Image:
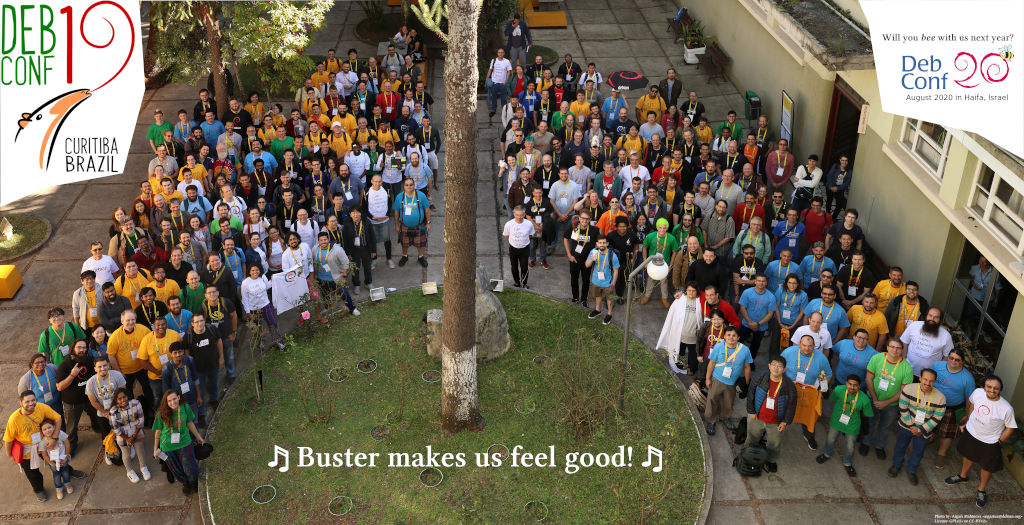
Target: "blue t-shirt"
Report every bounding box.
[708,342,752,386]
[775,288,808,325]
[392,190,430,228]
[771,221,805,259]
[244,151,279,174]
[932,361,976,407]
[587,248,620,287]
[738,287,777,331]
[765,260,798,291]
[832,339,876,384]
[780,345,832,384]
[200,120,226,147]
[313,247,333,281]
[799,255,836,286]
[405,164,434,190]
[165,310,194,338]
[803,298,850,339]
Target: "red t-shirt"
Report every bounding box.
[702,326,724,358]
[759,379,781,424]
[801,209,833,244]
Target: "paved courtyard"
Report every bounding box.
[1,0,1021,523]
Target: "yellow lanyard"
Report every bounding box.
[717,344,740,367]
[33,370,52,392]
[173,363,189,385]
[726,153,737,167]
[596,249,607,272]
[289,247,302,266]
[900,299,919,324]
[797,351,813,374]
[915,385,932,412]
[880,357,901,378]
[655,234,667,253]
[119,406,135,426]
[141,304,155,325]
[151,334,170,358]
[851,267,864,286]
[169,313,186,334]
[741,204,755,223]
[778,263,789,282]
[742,259,754,274]
[818,301,835,321]
[841,389,859,415]
[776,151,787,169]
[757,127,767,143]
[783,291,795,307]
[811,258,823,279]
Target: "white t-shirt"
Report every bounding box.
[345,152,371,183]
[618,165,651,185]
[82,255,120,285]
[502,219,536,249]
[178,179,204,198]
[367,187,391,224]
[965,388,1017,444]
[241,276,272,313]
[790,325,833,353]
[489,58,513,84]
[900,321,954,376]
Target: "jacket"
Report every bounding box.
[671,249,702,290]
[825,164,852,192]
[98,294,133,332]
[311,244,351,282]
[342,217,377,255]
[883,294,930,334]
[504,19,533,47]
[72,286,96,329]
[657,78,683,108]
[747,370,798,424]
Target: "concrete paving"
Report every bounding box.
[1,0,1022,524]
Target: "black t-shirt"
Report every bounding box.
[166,262,194,289]
[56,356,94,405]
[606,229,639,265]
[610,118,637,139]
[827,223,864,244]
[201,298,237,338]
[134,301,169,330]
[826,246,855,271]
[525,197,553,220]
[563,222,597,263]
[730,257,765,287]
[835,265,876,300]
[184,327,221,373]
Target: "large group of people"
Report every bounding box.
[491,42,1016,508]
[5,36,435,502]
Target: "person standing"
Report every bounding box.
[55,340,100,456]
[152,389,206,495]
[503,206,537,289]
[933,349,978,468]
[780,334,833,449]
[392,177,431,268]
[38,307,87,367]
[658,283,703,372]
[563,210,598,306]
[738,274,777,366]
[745,355,797,473]
[342,207,376,295]
[883,281,929,339]
[945,375,1018,508]
[486,49,513,118]
[817,374,874,476]
[183,313,224,416]
[888,369,946,485]
[861,339,914,458]
[704,327,752,435]
[84,356,122,464]
[504,14,532,68]
[900,307,954,378]
[640,218,679,309]
[585,235,620,325]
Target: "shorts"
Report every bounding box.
[936,405,962,439]
[590,283,613,299]
[398,223,428,248]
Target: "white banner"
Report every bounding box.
[0,0,144,206]
[860,0,1022,157]
[271,268,309,314]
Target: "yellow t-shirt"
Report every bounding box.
[160,190,185,203]
[85,289,100,327]
[329,133,352,158]
[146,280,181,306]
[636,94,667,121]
[846,306,889,348]
[178,164,208,183]
[872,280,906,312]
[323,57,342,74]
[617,135,646,155]
[258,127,278,145]
[106,325,152,375]
[244,102,266,123]
[373,129,400,147]
[116,271,153,309]
[354,129,374,146]
[893,297,923,337]
[3,404,62,458]
[137,331,182,380]
[331,114,358,137]
[310,71,330,90]
[569,100,591,120]
[694,125,713,144]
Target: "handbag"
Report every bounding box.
[795,187,812,201]
[485,59,495,88]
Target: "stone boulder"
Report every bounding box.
[425,263,511,361]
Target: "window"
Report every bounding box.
[967,161,1024,255]
[900,118,951,178]
[947,241,1019,364]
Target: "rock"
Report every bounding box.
[425,263,511,361]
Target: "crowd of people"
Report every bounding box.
[489,41,1016,507]
[5,37,436,502]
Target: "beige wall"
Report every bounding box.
[1000,293,1024,405]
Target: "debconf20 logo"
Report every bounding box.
[901,53,1010,90]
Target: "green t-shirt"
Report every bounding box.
[672,224,704,245]
[828,385,873,435]
[153,402,196,452]
[642,232,680,262]
[865,353,914,401]
[37,322,86,367]
[552,111,567,131]
[147,122,174,145]
[270,137,295,163]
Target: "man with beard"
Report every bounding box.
[54,340,102,455]
[703,200,735,260]
[99,282,133,332]
[699,283,741,327]
[846,293,888,349]
[872,266,906,312]
[932,349,981,469]
[883,281,929,339]
[900,307,954,378]
[836,251,876,308]
[803,285,850,342]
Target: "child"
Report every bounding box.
[109,387,151,483]
[39,418,73,500]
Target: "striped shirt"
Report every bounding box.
[897,383,946,439]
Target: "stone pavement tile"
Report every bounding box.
[1,518,70,525]
[636,57,675,79]
[706,503,756,524]
[613,9,648,24]
[0,364,25,418]
[0,183,84,226]
[620,23,657,39]
[569,9,613,26]
[565,0,609,9]
[707,431,750,501]
[944,500,1024,519]
[627,39,669,58]
[872,503,945,525]
[81,433,188,510]
[130,122,154,153]
[2,260,91,311]
[640,6,669,24]
[0,448,83,515]
[857,450,934,500]
[531,28,580,42]
[575,24,624,40]
[745,422,860,500]
[75,510,184,525]
[702,94,747,122]
[34,220,110,261]
[147,82,199,101]
[478,181,501,217]
[539,39,585,60]
[579,40,631,61]
[759,503,872,524]
[0,315,39,360]
[932,462,1024,499]
[66,184,143,221]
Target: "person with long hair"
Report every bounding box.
[152,389,204,495]
[108,387,150,483]
[262,226,287,275]
[110,207,128,239]
[240,264,284,346]
[128,200,149,233]
[86,324,108,359]
[188,215,212,253]
[242,207,270,243]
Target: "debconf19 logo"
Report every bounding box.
[901,52,1010,90]
[2,1,134,168]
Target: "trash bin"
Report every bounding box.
[744,90,761,121]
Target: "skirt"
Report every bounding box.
[957,429,1004,473]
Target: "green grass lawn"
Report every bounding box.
[206,289,705,524]
[0,215,48,260]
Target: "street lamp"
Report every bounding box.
[618,253,668,414]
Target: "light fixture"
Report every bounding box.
[646,253,668,281]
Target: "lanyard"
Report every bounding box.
[119,405,135,426]
[768,379,783,399]
[655,234,667,254]
[726,152,738,167]
[741,204,755,223]
[288,247,302,266]
[811,258,824,278]
[900,298,920,323]
[141,303,155,325]
[33,370,52,393]
[783,291,796,307]
[151,334,170,358]
[776,151,787,170]
[757,127,767,143]
[54,324,69,346]
[778,263,789,282]
[173,363,189,385]
[915,385,932,412]
[169,313,186,333]
[880,356,902,378]
[850,267,864,286]
[841,389,860,415]
[818,301,835,321]
[596,249,607,273]
[717,344,740,367]
[796,351,813,374]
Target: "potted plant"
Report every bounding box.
[682,23,707,65]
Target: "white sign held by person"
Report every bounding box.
[272,267,309,314]
[0,1,144,206]
[861,0,1022,157]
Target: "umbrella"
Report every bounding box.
[607,71,649,92]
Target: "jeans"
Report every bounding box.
[222,339,236,379]
[824,426,857,465]
[48,462,72,490]
[487,82,508,113]
[196,368,220,409]
[62,400,106,451]
[892,425,930,474]
[148,379,165,411]
[864,402,899,449]
[529,237,547,262]
[568,260,592,303]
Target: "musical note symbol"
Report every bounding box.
[641,445,663,473]
[268,445,290,472]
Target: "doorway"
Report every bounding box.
[821,77,864,171]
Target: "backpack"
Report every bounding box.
[732,446,769,477]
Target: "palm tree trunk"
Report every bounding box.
[198,2,228,117]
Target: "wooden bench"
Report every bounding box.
[666,10,695,40]
[697,42,730,83]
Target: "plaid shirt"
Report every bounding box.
[108,399,145,438]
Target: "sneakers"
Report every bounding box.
[705,422,716,435]
[602,314,612,325]
[875,448,887,460]
[639,296,650,305]
[353,285,361,295]
[35,491,47,502]
[858,443,870,456]
[661,298,671,309]
[845,465,857,477]
[398,255,409,266]
[351,308,361,316]
[489,111,495,118]
[127,469,140,483]
[945,474,969,484]
[935,454,947,469]
[976,490,987,508]
[418,256,428,267]
[888,466,900,478]
[764,462,778,473]
[56,487,64,500]
[541,260,550,269]
[803,432,818,450]
[588,309,601,319]
[815,454,830,464]
[522,284,530,290]
[387,259,396,269]
[65,484,73,494]
[370,260,378,271]
[166,469,175,483]
[104,453,113,466]
[529,260,536,268]
[908,472,918,485]
[141,466,152,481]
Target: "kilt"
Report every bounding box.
[398,223,428,248]
[957,429,1004,473]
[936,405,962,439]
